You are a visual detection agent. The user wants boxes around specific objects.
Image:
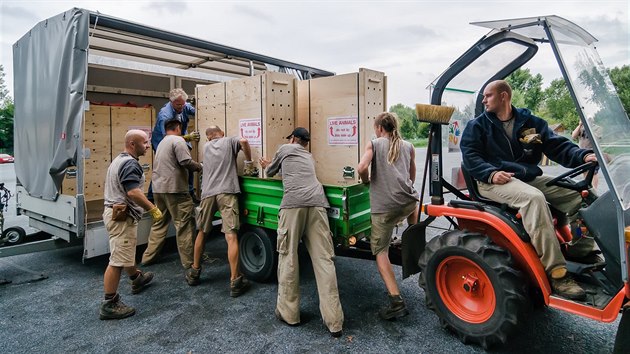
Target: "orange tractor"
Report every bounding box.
[402,16,630,350]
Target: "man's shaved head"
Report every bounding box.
[125,129,150,158]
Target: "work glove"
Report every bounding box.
[148,206,163,222]
[183,131,201,142]
[243,160,259,177]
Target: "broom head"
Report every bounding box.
[415,104,455,125]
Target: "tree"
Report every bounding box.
[609,65,630,114]
[0,65,14,153]
[541,78,579,129]
[390,103,420,139]
[506,68,544,112]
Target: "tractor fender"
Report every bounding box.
[425,204,553,303]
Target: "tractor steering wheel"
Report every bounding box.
[545,161,598,192]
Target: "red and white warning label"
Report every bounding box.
[239,118,262,146]
[327,117,358,145]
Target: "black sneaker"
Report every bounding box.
[230,275,251,297]
[186,267,201,286]
[379,294,409,320]
[99,294,135,320]
[130,271,154,294]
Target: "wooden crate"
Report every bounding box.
[111,106,154,194]
[62,105,111,200]
[196,72,295,176]
[296,68,386,185]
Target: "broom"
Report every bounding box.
[415,103,455,124]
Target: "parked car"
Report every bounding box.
[0,154,14,163]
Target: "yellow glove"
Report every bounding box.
[148,206,163,222]
[183,131,200,142]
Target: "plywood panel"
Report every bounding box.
[309,73,360,185]
[359,68,386,153]
[295,79,310,146]
[62,105,111,201]
[195,83,226,162]
[226,75,263,175]
[263,72,295,177]
[111,106,154,193]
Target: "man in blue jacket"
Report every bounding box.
[460,80,598,301]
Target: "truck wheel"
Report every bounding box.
[2,227,26,245]
[419,230,527,349]
[238,227,277,282]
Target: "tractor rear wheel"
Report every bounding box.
[419,230,527,349]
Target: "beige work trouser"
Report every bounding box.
[142,193,195,269]
[276,207,344,333]
[477,175,583,273]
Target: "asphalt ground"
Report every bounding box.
[0,149,621,353]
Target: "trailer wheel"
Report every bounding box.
[2,227,26,245]
[419,230,527,349]
[238,227,277,282]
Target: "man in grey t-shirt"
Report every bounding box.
[186,126,253,298]
[142,119,202,274]
[259,127,344,338]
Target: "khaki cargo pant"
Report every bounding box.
[276,207,344,333]
[142,193,194,269]
[477,175,583,273]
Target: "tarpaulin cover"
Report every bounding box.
[13,8,88,201]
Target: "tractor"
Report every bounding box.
[403,15,630,350]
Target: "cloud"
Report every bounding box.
[0,5,39,23]
[142,1,188,14]
[232,4,274,25]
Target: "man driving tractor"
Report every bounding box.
[460,80,599,300]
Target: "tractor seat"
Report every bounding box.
[460,163,517,211]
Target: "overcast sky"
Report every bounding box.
[1,0,628,107]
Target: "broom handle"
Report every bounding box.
[417,132,432,219]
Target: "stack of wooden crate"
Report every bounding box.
[195,71,296,176]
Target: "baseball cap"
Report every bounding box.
[286,127,310,141]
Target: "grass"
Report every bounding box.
[408,138,429,148]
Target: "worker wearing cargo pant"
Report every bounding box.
[357,112,419,320]
[100,130,163,320]
[259,127,344,338]
[186,126,256,297]
[142,119,202,273]
[460,80,599,301]
[149,88,200,202]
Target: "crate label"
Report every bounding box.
[239,118,262,146]
[327,117,359,145]
[327,207,341,219]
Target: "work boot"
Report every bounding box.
[99,294,135,320]
[186,266,201,286]
[130,271,154,294]
[550,275,587,301]
[379,294,409,320]
[230,275,251,297]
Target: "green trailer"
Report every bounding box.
[235,176,374,281]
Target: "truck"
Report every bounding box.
[4,7,337,260]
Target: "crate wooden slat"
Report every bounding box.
[61,105,111,200]
[110,106,154,194]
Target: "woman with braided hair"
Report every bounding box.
[358,112,419,320]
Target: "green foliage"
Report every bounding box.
[0,65,14,153]
[389,103,430,139]
[541,78,579,130]
[609,65,630,113]
[506,69,544,112]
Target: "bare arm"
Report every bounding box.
[357,141,373,184]
[409,145,416,182]
[127,188,155,211]
[571,122,582,140]
[240,138,252,161]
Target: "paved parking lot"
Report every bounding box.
[0,150,620,353]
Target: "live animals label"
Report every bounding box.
[327,117,359,145]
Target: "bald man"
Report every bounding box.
[99,130,163,320]
[461,80,598,301]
